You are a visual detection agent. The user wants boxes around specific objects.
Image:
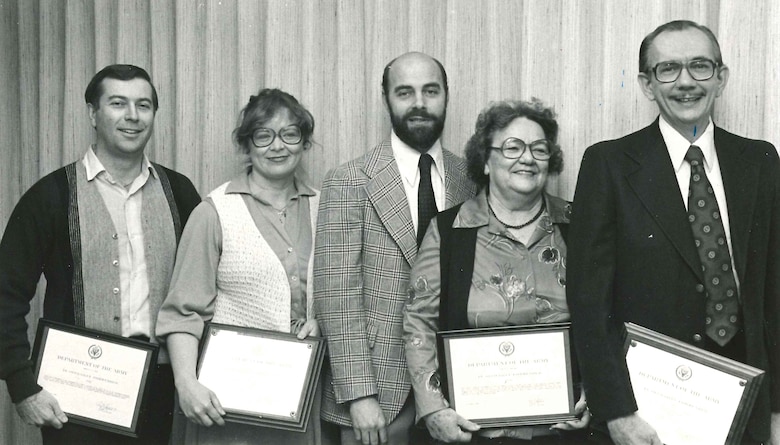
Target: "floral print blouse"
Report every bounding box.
[402,189,572,420]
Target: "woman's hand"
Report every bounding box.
[296,318,320,339]
[177,378,226,427]
[551,389,591,431]
[424,408,480,443]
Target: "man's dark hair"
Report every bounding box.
[381,54,449,96]
[639,20,723,73]
[84,64,159,111]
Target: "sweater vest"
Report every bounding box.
[209,183,293,333]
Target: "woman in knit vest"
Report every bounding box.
[402,99,591,444]
[156,89,322,444]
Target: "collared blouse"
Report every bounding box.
[156,172,316,340]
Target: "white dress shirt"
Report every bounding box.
[390,131,446,232]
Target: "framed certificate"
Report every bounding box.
[623,322,765,445]
[196,323,325,432]
[437,323,577,427]
[31,319,158,437]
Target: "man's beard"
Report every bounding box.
[390,108,446,152]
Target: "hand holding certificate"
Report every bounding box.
[437,323,577,428]
[196,323,325,432]
[31,319,158,437]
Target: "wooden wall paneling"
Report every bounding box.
[38,0,66,176]
[174,0,206,192]
[63,0,94,166]
[717,0,771,141]
[763,0,780,149]
[18,0,41,195]
[150,0,179,169]
[335,0,368,165]
[298,0,339,187]
[200,0,240,192]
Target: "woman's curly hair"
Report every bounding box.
[464,98,563,188]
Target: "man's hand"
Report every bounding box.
[423,408,480,443]
[296,319,320,339]
[551,389,591,431]
[176,378,226,427]
[607,413,662,445]
[15,390,68,429]
[349,397,387,445]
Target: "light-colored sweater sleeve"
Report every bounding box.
[155,199,222,341]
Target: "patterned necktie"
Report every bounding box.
[417,153,438,246]
[685,145,740,346]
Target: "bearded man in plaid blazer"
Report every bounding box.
[314,52,476,445]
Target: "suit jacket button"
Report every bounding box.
[695,284,704,293]
[693,333,702,342]
[113,316,120,322]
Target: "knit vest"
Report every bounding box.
[209,182,301,333]
[70,162,178,345]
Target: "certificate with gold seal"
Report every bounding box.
[196,323,325,432]
[623,322,765,445]
[31,319,158,437]
[437,323,577,427]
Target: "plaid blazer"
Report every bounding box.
[313,141,476,426]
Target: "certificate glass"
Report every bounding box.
[623,323,765,445]
[31,319,158,437]
[196,323,325,432]
[438,323,576,427]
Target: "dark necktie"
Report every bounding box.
[685,145,740,346]
[417,153,438,246]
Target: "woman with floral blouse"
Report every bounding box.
[402,99,590,444]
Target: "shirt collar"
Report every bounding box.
[659,115,716,173]
[225,171,317,199]
[390,130,444,187]
[83,145,156,182]
[453,189,571,229]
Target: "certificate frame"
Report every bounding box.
[30,319,158,437]
[623,322,765,445]
[196,323,325,432]
[437,323,577,428]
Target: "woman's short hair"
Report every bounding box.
[233,88,315,154]
[464,98,563,188]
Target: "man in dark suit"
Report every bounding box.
[314,51,476,445]
[567,20,779,445]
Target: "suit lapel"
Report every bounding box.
[364,142,418,265]
[442,150,473,207]
[624,123,703,280]
[715,128,759,285]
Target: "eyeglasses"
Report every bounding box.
[251,125,303,148]
[647,59,719,83]
[491,138,552,160]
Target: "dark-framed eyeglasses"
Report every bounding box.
[251,125,303,148]
[647,59,719,83]
[491,138,552,160]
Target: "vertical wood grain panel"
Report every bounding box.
[150,0,179,168]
